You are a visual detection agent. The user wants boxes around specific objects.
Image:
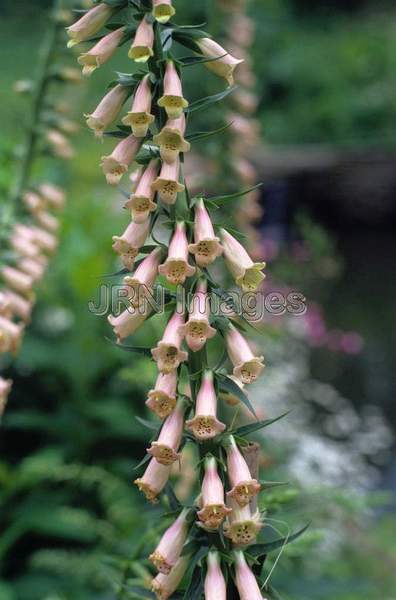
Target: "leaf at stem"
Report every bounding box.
[230,411,291,437]
[248,522,311,557]
[185,86,237,113]
[217,374,258,420]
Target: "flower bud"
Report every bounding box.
[149,508,189,573]
[188,199,222,267]
[122,74,155,137]
[186,370,225,440]
[152,114,190,164]
[158,221,195,285]
[225,324,265,384]
[151,311,188,373]
[146,371,177,419]
[134,457,171,503]
[158,61,188,118]
[128,17,154,62]
[124,159,158,222]
[220,228,265,292]
[78,26,125,76]
[100,134,141,186]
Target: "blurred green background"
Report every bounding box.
[0,0,396,599]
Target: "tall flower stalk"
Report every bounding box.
[67,1,306,597]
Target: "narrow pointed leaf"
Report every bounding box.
[217,375,258,419]
[248,523,311,557]
[231,411,290,437]
[186,87,237,113]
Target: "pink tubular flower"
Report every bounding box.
[3,290,33,323]
[178,279,216,352]
[66,3,115,47]
[147,396,186,465]
[36,210,60,233]
[151,158,185,205]
[107,304,150,342]
[146,371,177,419]
[122,74,155,137]
[123,247,162,308]
[226,435,261,507]
[151,555,189,599]
[225,324,265,384]
[78,26,125,76]
[112,219,151,270]
[204,551,227,600]
[0,315,25,354]
[10,231,39,259]
[158,221,195,285]
[46,129,75,159]
[134,457,171,503]
[196,38,243,86]
[152,114,190,164]
[128,16,154,62]
[224,499,263,545]
[85,84,130,137]
[157,61,189,118]
[149,508,189,574]
[188,199,223,267]
[1,266,34,297]
[38,183,65,210]
[31,226,57,254]
[220,228,266,292]
[197,456,231,529]
[23,191,46,214]
[18,257,46,282]
[0,377,12,417]
[100,134,141,186]
[0,292,11,318]
[151,311,188,373]
[124,159,158,222]
[186,370,226,440]
[234,551,266,600]
[152,0,175,24]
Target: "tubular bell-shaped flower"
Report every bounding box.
[157,61,188,118]
[220,228,266,292]
[151,158,184,205]
[152,0,175,24]
[146,371,177,419]
[17,257,46,282]
[78,26,125,76]
[147,396,186,465]
[38,183,65,209]
[2,290,33,323]
[151,555,190,600]
[101,134,141,186]
[85,84,130,137]
[134,457,171,503]
[188,198,223,267]
[0,316,24,354]
[186,370,226,440]
[124,159,158,222]
[226,435,261,507]
[234,550,267,600]
[123,247,162,308]
[107,303,151,342]
[66,3,115,48]
[196,37,243,86]
[178,279,216,352]
[152,114,190,164]
[151,311,188,373]
[149,508,190,574]
[122,74,155,137]
[112,219,150,270]
[158,221,195,285]
[128,16,154,62]
[1,266,34,297]
[197,456,231,529]
[224,498,263,545]
[225,324,265,384]
[205,551,227,600]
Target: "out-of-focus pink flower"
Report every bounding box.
[226,324,265,384]
[1,266,35,297]
[204,551,227,600]
[100,134,141,186]
[3,290,33,323]
[158,221,195,285]
[23,191,46,214]
[122,74,155,137]
[147,396,186,465]
[0,377,12,416]
[17,257,46,282]
[197,456,231,529]
[128,16,154,62]
[178,279,216,352]
[36,211,60,233]
[112,219,151,270]
[85,84,130,137]
[78,26,125,76]
[10,231,39,259]
[152,114,190,164]
[224,499,262,545]
[124,159,158,222]
[158,61,188,118]
[123,247,162,308]
[46,129,75,159]
[151,555,190,599]
[188,199,222,268]
[149,508,189,574]
[31,226,57,254]
[220,228,265,292]
[146,371,178,419]
[196,38,243,86]
[226,435,260,507]
[234,550,266,599]
[151,311,188,373]
[339,332,364,355]
[152,0,175,23]
[38,183,65,210]
[151,158,185,205]
[66,3,115,47]
[186,370,226,440]
[0,315,24,354]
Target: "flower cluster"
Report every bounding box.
[67,1,281,597]
[0,7,82,419]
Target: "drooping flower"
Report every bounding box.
[36,210,60,233]
[158,61,189,118]
[149,508,189,574]
[188,199,223,268]
[219,374,245,406]
[146,371,177,419]
[234,550,267,600]
[85,84,130,137]
[151,555,190,600]
[151,158,185,205]
[23,191,46,214]
[152,114,190,164]
[151,311,188,373]
[10,230,40,259]
[18,257,47,282]
[224,499,263,545]
[134,457,171,503]
[1,266,35,297]
[195,37,243,86]
[107,303,151,342]
[31,226,58,254]
[128,16,154,62]
[178,279,216,352]
[152,0,175,24]
[220,228,266,292]
[204,551,227,600]
[226,435,261,507]
[197,456,231,530]
[147,396,186,465]
[78,26,125,76]
[124,159,158,222]
[122,74,155,137]
[100,134,141,186]
[225,324,265,384]
[0,315,25,355]
[66,3,115,48]
[123,247,162,308]
[186,370,226,440]
[46,129,75,159]
[112,219,151,270]
[0,292,11,318]
[38,183,65,210]
[158,221,195,285]
[0,377,12,417]
[3,290,33,323]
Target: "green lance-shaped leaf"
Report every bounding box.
[182,546,209,600]
[163,482,182,511]
[105,337,153,357]
[206,183,263,207]
[135,416,160,431]
[217,374,258,420]
[177,53,228,68]
[124,585,155,599]
[185,86,237,113]
[248,522,311,557]
[230,411,291,437]
[186,121,232,143]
